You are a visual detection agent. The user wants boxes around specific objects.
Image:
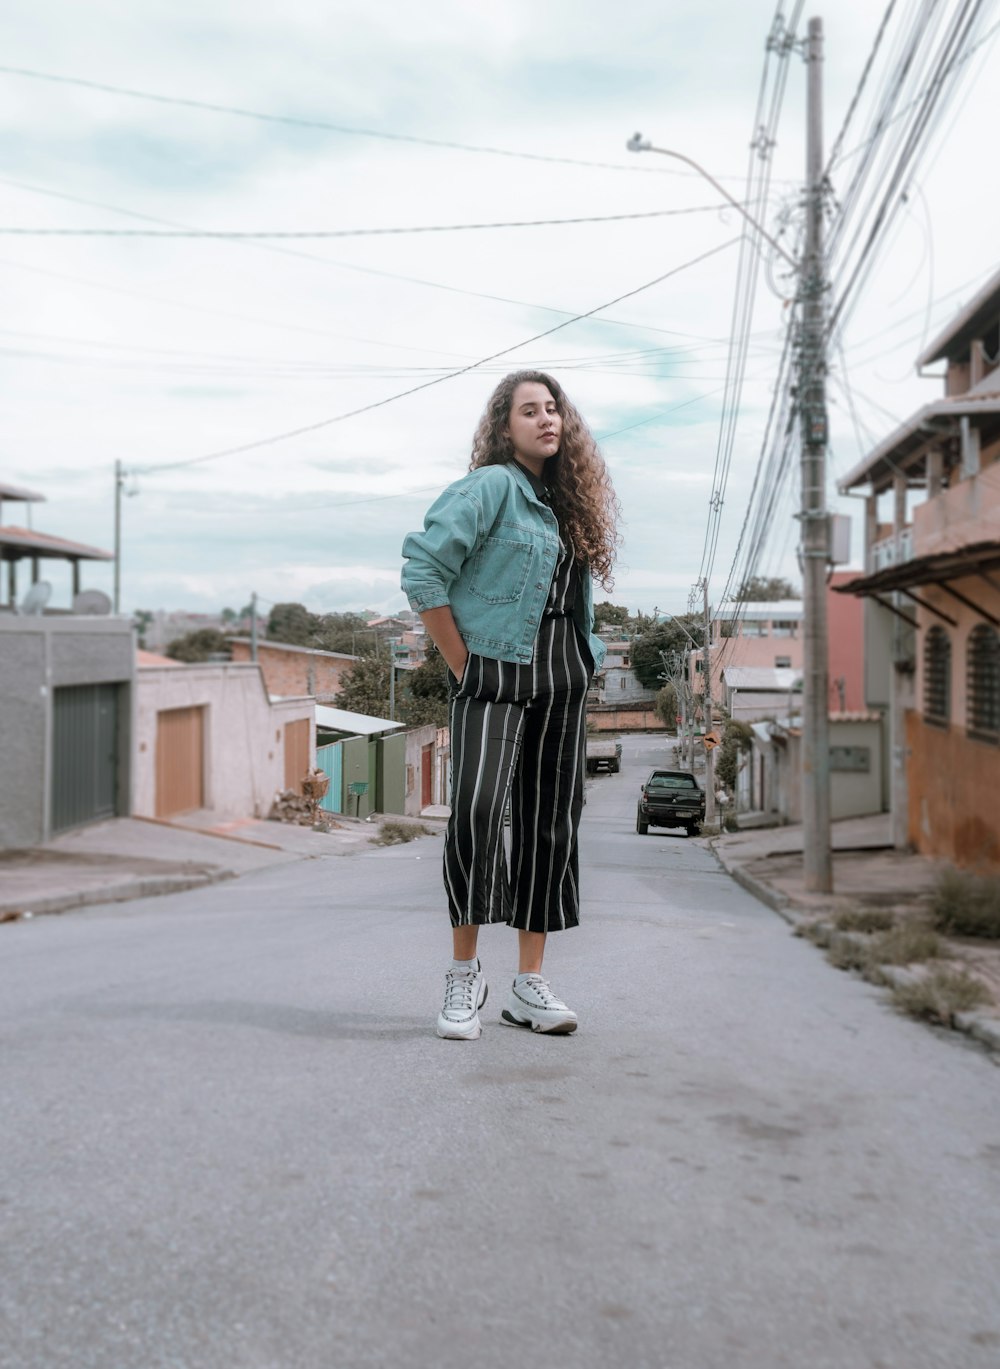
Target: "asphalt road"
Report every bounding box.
[3,735,999,1369]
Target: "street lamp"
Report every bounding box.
[626,134,797,269]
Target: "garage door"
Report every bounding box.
[284,718,311,792]
[51,684,120,834]
[156,706,205,817]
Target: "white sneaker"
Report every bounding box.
[501,975,578,1034]
[436,961,488,1040]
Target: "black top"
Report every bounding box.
[516,462,579,616]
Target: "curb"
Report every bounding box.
[706,839,797,925]
[0,869,234,920]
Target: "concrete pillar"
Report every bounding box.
[927,446,944,497]
[865,494,878,573]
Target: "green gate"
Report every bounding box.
[51,683,120,833]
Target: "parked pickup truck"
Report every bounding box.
[586,737,622,775]
[636,770,705,837]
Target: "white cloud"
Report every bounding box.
[3,0,998,617]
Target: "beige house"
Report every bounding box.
[836,265,1000,870]
[135,655,314,821]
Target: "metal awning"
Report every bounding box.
[832,540,1000,629]
[314,704,405,736]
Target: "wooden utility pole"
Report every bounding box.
[800,15,833,892]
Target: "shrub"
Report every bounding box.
[833,907,896,934]
[371,820,433,846]
[890,968,991,1024]
[867,923,944,966]
[929,868,1000,939]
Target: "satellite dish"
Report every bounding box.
[19,581,52,615]
[72,589,113,616]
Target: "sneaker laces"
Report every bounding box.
[443,968,478,1016]
[520,975,565,1009]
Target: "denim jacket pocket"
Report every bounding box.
[467,536,532,604]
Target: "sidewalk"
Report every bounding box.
[709,813,944,919]
[0,813,375,919]
[709,813,1000,1050]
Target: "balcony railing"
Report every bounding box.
[870,527,913,573]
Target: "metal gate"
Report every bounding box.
[51,683,119,833]
[155,706,205,817]
[316,741,343,813]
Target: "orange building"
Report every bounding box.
[837,266,1000,871]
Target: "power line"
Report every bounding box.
[0,204,746,239]
[0,63,783,185]
[135,235,741,474]
[0,173,774,346]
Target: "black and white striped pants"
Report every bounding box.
[444,616,592,934]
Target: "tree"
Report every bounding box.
[165,628,231,663]
[313,611,373,656]
[336,655,391,717]
[133,609,153,648]
[398,644,450,729]
[736,575,800,601]
[715,719,754,791]
[654,683,678,731]
[267,601,319,646]
[593,600,630,631]
[630,617,704,690]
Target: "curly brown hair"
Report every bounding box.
[469,370,620,588]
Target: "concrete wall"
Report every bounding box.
[135,662,313,820]
[587,706,667,732]
[755,717,884,824]
[0,616,134,848]
[403,724,449,816]
[228,640,356,703]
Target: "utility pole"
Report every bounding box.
[250,591,258,662]
[799,15,832,892]
[113,460,124,614]
[703,580,715,824]
[388,636,397,720]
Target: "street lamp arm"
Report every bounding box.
[626,134,798,270]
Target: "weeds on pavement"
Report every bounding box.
[371,821,434,846]
[833,907,896,934]
[929,868,1000,940]
[890,968,991,1025]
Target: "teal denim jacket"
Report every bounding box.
[401,461,606,670]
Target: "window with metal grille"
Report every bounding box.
[967,624,999,742]
[923,626,950,726]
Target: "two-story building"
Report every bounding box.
[1,481,133,848]
[835,266,1000,870]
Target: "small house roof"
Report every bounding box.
[722,666,803,690]
[0,481,46,503]
[315,704,405,736]
[916,265,1000,367]
[0,526,114,562]
[228,636,357,662]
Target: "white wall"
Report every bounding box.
[135,663,313,820]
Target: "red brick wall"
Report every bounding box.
[229,641,352,701]
[907,710,1000,871]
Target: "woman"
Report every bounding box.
[401,370,619,1040]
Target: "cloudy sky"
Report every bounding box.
[3,0,998,618]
